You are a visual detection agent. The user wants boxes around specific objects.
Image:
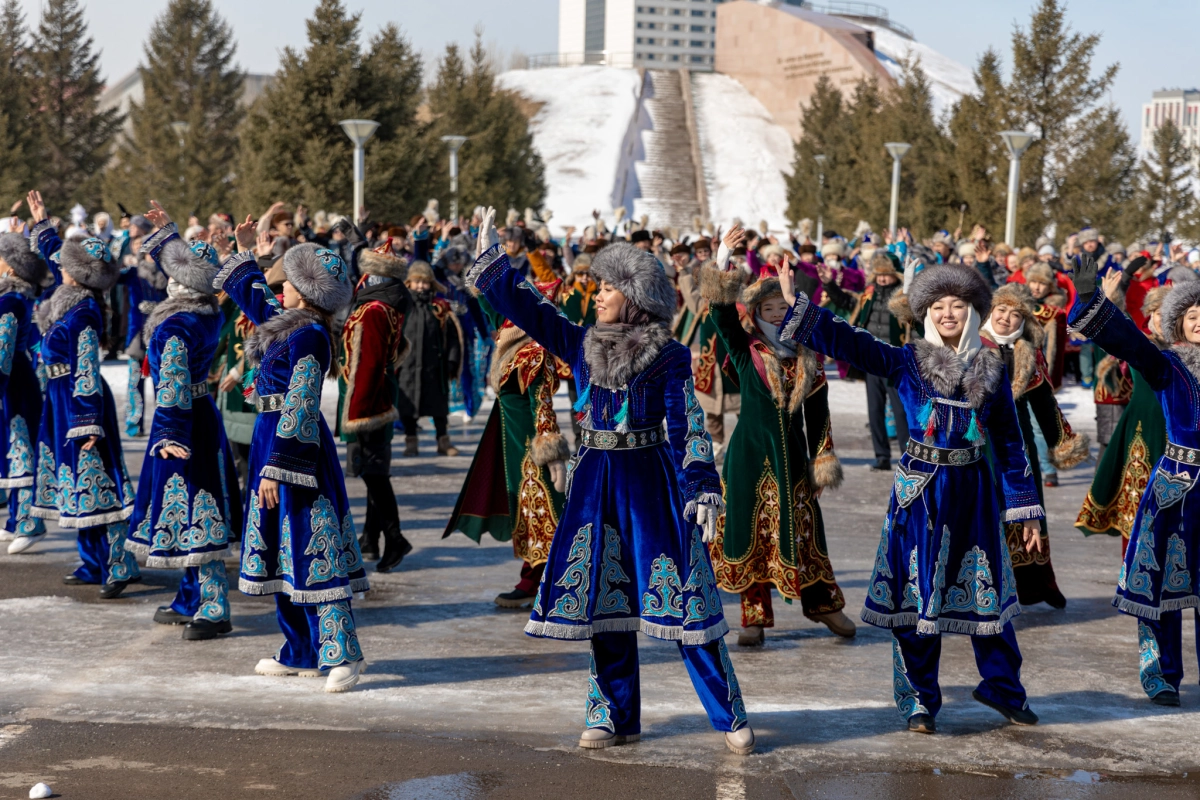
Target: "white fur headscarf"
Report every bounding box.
[0,232,47,287]
[283,243,353,312]
[588,242,676,324]
[1161,280,1200,344]
[143,223,221,295]
[907,263,992,320]
[58,235,119,291]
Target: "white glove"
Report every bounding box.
[715,240,732,271]
[696,503,719,543]
[476,206,500,258]
[548,460,566,494]
[902,256,920,295]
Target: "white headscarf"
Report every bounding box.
[981,315,1025,346]
[756,312,798,357]
[923,303,982,367]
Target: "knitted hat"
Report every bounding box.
[158,231,221,295]
[359,242,407,280]
[282,243,352,311]
[1077,227,1100,244]
[907,263,992,319]
[589,242,675,324]
[1160,281,1200,343]
[58,236,120,291]
[956,240,977,259]
[1025,262,1055,285]
[820,241,844,258]
[0,232,47,287]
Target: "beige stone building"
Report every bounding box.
[714,0,896,141]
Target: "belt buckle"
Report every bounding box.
[948,448,971,466]
[592,430,619,450]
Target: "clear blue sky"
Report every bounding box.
[22,0,1195,144]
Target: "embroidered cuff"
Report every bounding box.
[140,222,178,258]
[683,491,726,521]
[780,291,817,344]
[466,244,507,291]
[214,251,258,292]
[1067,292,1114,338]
[66,425,104,439]
[150,438,191,457]
[1004,504,1046,522]
[29,219,56,253]
[259,465,317,488]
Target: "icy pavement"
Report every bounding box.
[1,365,1198,786]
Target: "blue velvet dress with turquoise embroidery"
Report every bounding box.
[0,283,46,538]
[471,246,728,646]
[780,295,1042,638]
[1069,292,1200,697]
[216,252,368,606]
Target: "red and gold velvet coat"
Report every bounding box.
[338,281,408,438]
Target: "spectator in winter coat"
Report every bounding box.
[397,261,464,457]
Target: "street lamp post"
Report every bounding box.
[813,154,827,243]
[170,121,190,147]
[883,142,912,237]
[338,119,381,226]
[999,130,1037,247]
[441,135,469,221]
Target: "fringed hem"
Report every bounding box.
[861,602,1020,636]
[1005,504,1046,522]
[33,505,134,528]
[28,219,55,250]
[238,578,353,603]
[259,466,318,488]
[350,577,371,593]
[124,539,230,568]
[683,492,726,522]
[1067,292,1112,337]
[525,616,730,645]
[139,222,177,255]
[65,426,105,439]
[466,244,505,290]
[780,292,817,345]
[1114,594,1200,620]
[0,476,34,489]
[213,252,256,291]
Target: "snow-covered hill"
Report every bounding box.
[866,25,978,121]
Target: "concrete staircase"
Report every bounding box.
[631,70,704,232]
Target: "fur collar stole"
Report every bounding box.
[0,275,36,300]
[245,308,326,366]
[489,324,534,392]
[1172,343,1200,385]
[582,322,671,390]
[37,284,94,333]
[911,338,1003,408]
[137,256,169,290]
[143,294,220,343]
[748,332,817,414]
[980,325,1042,400]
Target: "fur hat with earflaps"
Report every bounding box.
[907,262,992,320]
[283,243,353,312]
[0,232,47,287]
[1024,261,1055,286]
[1160,281,1200,344]
[57,235,120,291]
[404,260,447,294]
[359,240,408,280]
[820,241,845,259]
[147,224,221,294]
[589,242,676,325]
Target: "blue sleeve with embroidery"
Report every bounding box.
[139,222,178,275]
[1069,291,1173,391]
[779,291,908,381]
[0,295,20,395]
[29,219,63,288]
[467,244,584,366]
[663,346,722,517]
[987,376,1044,521]
[213,252,283,327]
[66,303,105,439]
[260,326,328,488]
[148,317,196,455]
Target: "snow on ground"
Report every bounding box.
[692,72,795,234]
[866,25,978,122]
[497,66,642,233]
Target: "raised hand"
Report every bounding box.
[145,200,172,230]
[722,223,746,251]
[1074,251,1099,302]
[233,215,257,251]
[26,190,46,223]
[778,263,797,307]
[476,206,499,258]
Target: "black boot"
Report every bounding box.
[358,531,380,561]
[154,606,191,625]
[100,579,133,599]
[183,618,233,640]
[870,457,891,472]
[377,524,412,573]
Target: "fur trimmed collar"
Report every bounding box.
[137,256,169,290]
[142,294,220,343]
[489,324,533,392]
[37,284,94,332]
[0,274,36,300]
[244,308,326,366]
[750,335,817,414]
[582,322,671,389]
[1172,343,1200,384]
[980,326,1041,400]
[911,339,1003,408]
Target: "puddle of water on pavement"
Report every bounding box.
[355,772,483,800]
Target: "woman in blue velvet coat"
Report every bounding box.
[1067,253,1200,707]
[466,208,755,756]
[0,233,48,553]
[779,262,1044,734]
[216,216,368,693]
[24,190,140,598]
[124,205,243,641]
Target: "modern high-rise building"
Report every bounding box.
[1141,89,1200,176]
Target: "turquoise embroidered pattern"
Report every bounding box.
[56,463,77,515]
[35,442,56,508]
[892,638,929,718]
[195,561,230,622]
[596,525,631,616]
[550,523,593,621]
[682,529,723,625]
[317,601,361,668]
[1164,533,1192,594]
[8,416,33,480]
[1127,513,1160,600]
[277,354,322,445]
[901,546,922,613]
[342,511,363,575]
[1138,620,1172,698]
[126,360,143,429]
[0,312,15,375]
[11,488,43,536]
[680,377,714,468]
[73,326,100,397]
[74,448,119,516]
[106,522,137,582]
[718,639,748,730]
[943,546,1000,615]
[279,517,294,580]
[242,494,268,577]
[1000,526,1019,605]
[155,336,192,409]
[305,496,353,584]
[252,278,282,310]
[925,524,952,619]
[868,520,894,610]
[153,474,189,550]
[642,555,684,619]
[585,650,615,731]
[188,490,228,550]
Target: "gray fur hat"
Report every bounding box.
[1161,281,1200,343]
[589,242,676,324]
[159,236,221,295]
[283,243,353,312]
[907,263,992,320]
[59,236,119,291]
[0,232,47,287]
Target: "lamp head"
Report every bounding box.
[339,119,381,146]
[441,135,469,152]
[884,142,912,160]
[999,130,1037,158]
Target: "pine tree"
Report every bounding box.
[1055,105,1140,242]
[103,0,243,219]
[1135,119,1196,243]
[786,76,845,230]
[27,0,124,212]
[947,49,1012,239]
[0,0,35,207]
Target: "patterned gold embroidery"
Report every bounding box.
[693,332,718,395]
[1076,423,1152,540]
[511,449,559,567]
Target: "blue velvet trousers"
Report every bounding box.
[274,595,364,670]
[587,632,747,735]
[1137,612,1200,698]
[169,562,231,622]
[891,624,1028,718]
[74,523,140,585]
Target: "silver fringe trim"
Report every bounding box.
[140,222,177,255]
[1067,293,1106,335]
[779,291,812,342]
[238,577,353,604]
[1004,504,1045,522]
[350,576,371,593]
[683,492,726,522]
[259,466,318,488]
[860,602,1020,636]
[213,252,256,292]
[65,425,105,439]
[33,505,134,528]
[465,244,505,289]
[124,539,230,568]
[524,616,730,645]
[28,219,55,251]
[149,439,191,458]
[1114,594,1200,620]
[0,476,34,488]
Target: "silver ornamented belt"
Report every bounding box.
[580,426,666,451]
[45,363,70,379]
[906,439,984,466]
[256,393,285,412]
[188,382,209,399]
[1165,441,1200,466]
